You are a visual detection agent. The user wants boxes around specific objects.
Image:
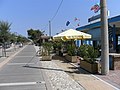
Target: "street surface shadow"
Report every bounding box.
[23,65,88,74]
[52,55,92,74]
[23,65,64,71]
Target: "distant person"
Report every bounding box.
[76,56,83,66]
[19,43,23,48]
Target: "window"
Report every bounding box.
[118,36,120,45]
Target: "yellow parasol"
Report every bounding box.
[53,29,92,41]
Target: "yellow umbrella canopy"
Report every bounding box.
[53,29,92,41]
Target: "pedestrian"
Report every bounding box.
[76,56,83,66]
[77,56,80,66]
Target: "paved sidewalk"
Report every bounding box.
[0,46,20,64]
[0,45,53,90]
[41,61,84,90]
[28,46,120,90]
[51,59,118,90]
[0,45,19,57]
[96,70,120,89]
[40,56,119,90]
[1,45,119,90]
[34,46,84,90]
[0,46,25,69]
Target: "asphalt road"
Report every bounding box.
[0,45,51,90]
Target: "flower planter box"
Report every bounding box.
[41,56,52,61]
[80,60,98,74]
[65,55,77,63]
[110,54,120,70]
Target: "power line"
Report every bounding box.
[50,0,64,22]
[41,24,48,30]
[40,0,64,35]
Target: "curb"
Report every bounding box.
[34,45,53,90]
[41,66,54,90]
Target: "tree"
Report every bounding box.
[0,21,11,43]
[0,21,11,57]
[17,35,29,43]
[27,29,43,46]
[9,33,17,43]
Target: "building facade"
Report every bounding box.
[76,15,120,53]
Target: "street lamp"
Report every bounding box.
[100,0,109,75]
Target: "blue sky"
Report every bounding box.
[0,0,120,37]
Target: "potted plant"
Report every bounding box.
[78,45,99,73]
[52,41,62,55]
[41,42,52,61]
[65,44,78,62]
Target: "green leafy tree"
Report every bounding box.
[27,29,43,45]
[0,21,11,43]
[0,21,11,57]
[9,33,17,43]
[17,35,29,43]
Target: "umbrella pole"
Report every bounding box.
[71,39,74,47]
[81,40,83,45]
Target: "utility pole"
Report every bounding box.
[100,0,109,75]
[49,21,51,37]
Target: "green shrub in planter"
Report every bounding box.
[78,45,89,58]
[42,42,52,56]
[78,45,99,63]
[78,45,99,73]
[67,44,76,56]
[87,45,99,63]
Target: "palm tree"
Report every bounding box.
[0,21,11,57]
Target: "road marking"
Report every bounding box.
[0,81,45,86]
[7,63,35,65]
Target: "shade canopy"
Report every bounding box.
[53,29,92,41]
